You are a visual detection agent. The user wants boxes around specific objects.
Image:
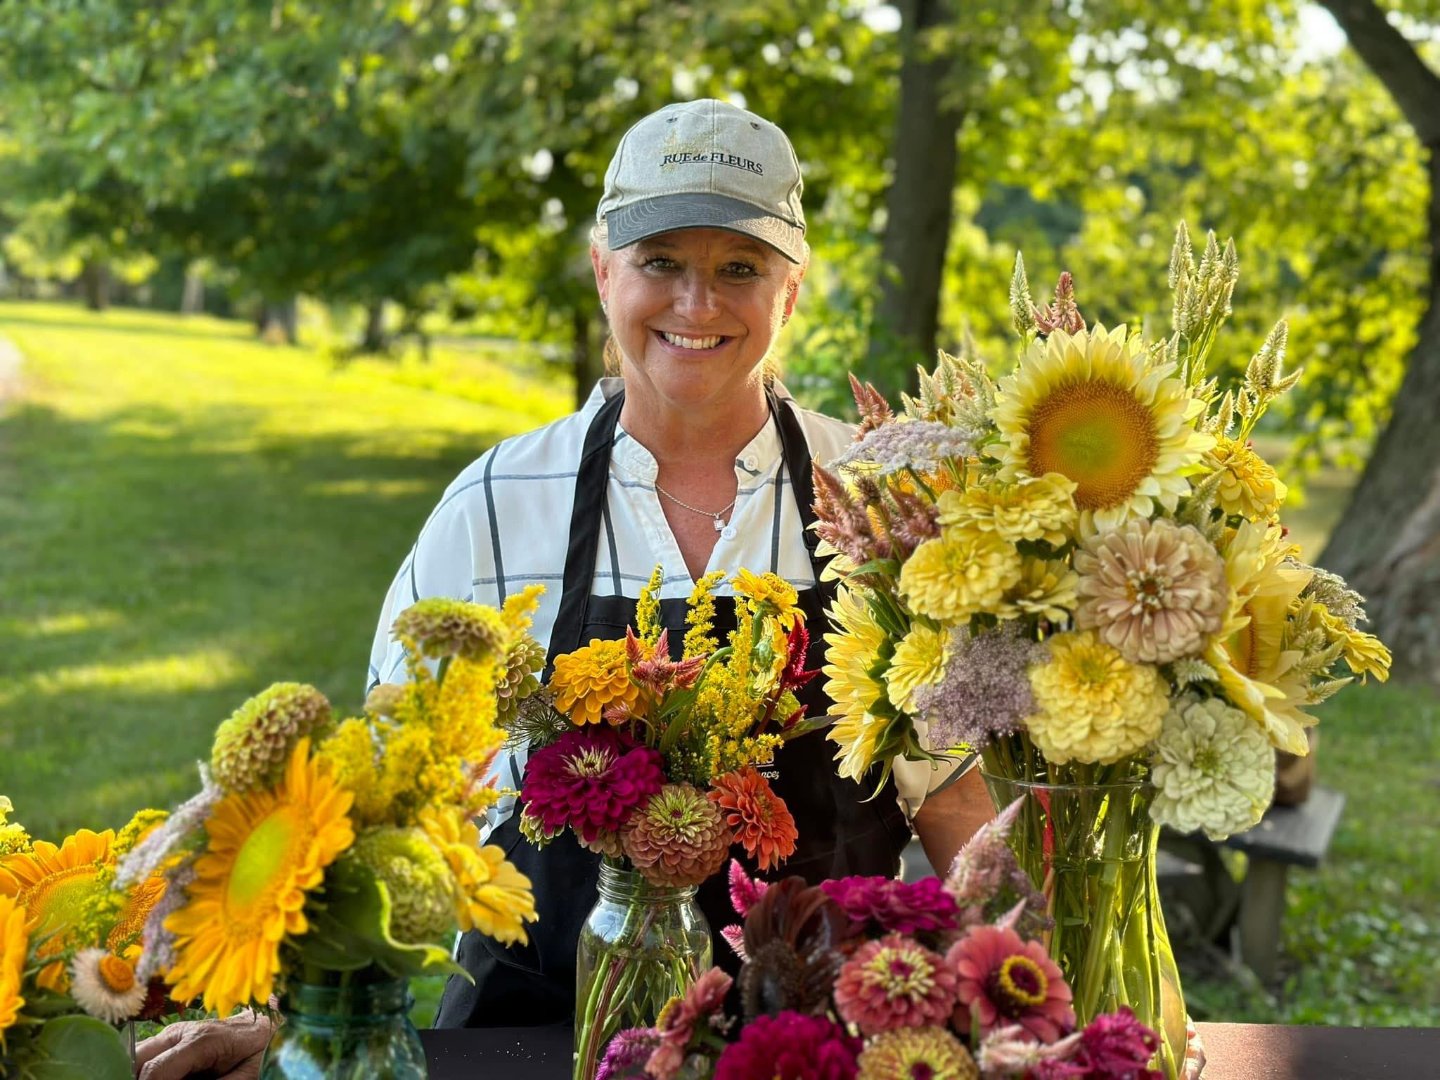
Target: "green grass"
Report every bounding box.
[0,300,569,838]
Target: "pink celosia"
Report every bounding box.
[597,1027,661,1080]
[949,924,1075,1041]
[714,1011,860,1080]
[820,875,960,936]
[833,933,958,1036]
[521,727,663,842]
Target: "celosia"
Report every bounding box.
[833,933,958,1035]
[598,1028,662,1080]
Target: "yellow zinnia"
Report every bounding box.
[0,893,26,1049]
[899,526,1022,624]
[885,624,948,715]
[0,828,115,991]
[996,557,1080,623]
[938,472,1078,547]
[549,638,641,725]
[993,324,1214,534]
[1027,631,1169,764]
[1204,436,1288,521]
[165,739,354,1016]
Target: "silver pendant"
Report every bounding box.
[713,517,725,532]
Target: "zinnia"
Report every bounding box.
[1026,631,1169,764]
[833,933,957,1035]
[649,968,732,1079]
[820,875,960,936]
[521,727,663,844]
[550,636,641,725]
[623,784,732,888]
[710,768,798,872]
[949,924,1075,1041]
[1150,693,1274,840]
[1073,1007,1162,1079]
[856,1027,979,1080]
[714,1011,861,1080]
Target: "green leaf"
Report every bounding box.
[28,1015,132,1080]
[298,858,467,982]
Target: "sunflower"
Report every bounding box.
[0,828,115,990]
[0,893,26,1049]
[823,587,893,780]
[1205,522,1315,753]
[993,324,1213,533]
[164,739,354,1016]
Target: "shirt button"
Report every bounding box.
[720,525,737,541]
[743,455,758,470]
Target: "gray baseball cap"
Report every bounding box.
[597,99,806,263]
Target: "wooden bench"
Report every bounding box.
[1162,786,1346,981]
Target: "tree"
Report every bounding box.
[1309,0,1440,677]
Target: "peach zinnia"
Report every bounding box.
[709,768,797,872]
[948,924,1074,1041]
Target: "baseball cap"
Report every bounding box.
[597,99,806,263]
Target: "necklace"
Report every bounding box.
[653,481,737,532]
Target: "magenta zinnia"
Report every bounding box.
[521,728,663,843]
[833,933,958,1035]
[714,1011,861,1080]
[948,924,1074,1041]
[820,875,960,936]
[1074,1007,1162,1079]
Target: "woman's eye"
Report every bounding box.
[723,262,759,279]
[642,256,679,271]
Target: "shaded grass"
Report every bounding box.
[0,300,569,838]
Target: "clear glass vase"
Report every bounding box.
[573,859,712,1080]
[982,773,1189,1080]
[260,968,427,1079]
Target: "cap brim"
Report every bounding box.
[605,193,805,263]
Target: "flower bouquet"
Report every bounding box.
[0,796,173,1079]
[810,225,1391,1077]
[114,593,545,1078]
[515,568,817,1080]
[598,800,1205,1079]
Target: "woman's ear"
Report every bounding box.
[590,244,609,309]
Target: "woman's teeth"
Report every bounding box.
[661,332,722,350]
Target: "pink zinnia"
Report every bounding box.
[715,1012,860,1080]
[821,875,961,936]
[833,933,957,1036]
[1073,1007,1162,1079]
[521,727,663,842]
[948,924,1075,1042]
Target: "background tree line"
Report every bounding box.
[2,0,1437,676]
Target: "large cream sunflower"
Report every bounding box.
[824,587,893,780]
[164,738,354,1016]
[1206,523,1314,754]
[0,894,26,1049]
[0,828,115,990]
[993,325,1214,533]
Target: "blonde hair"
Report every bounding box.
[590,221,805,378]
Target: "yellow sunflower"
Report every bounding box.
[165,739,354,1016]
[993,324,1214,533]
[1,893,26,1049]
[549,638,641,725]
[824,587,893,780]
[1205,523,1315,754]
[0,828,115,991]
[1026,630,1169,764]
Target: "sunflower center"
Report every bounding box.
[98,953,136,994]
[227,808,301,916]
[1026,380,1159,510]
[18,864,103,934]
[995,954,1048,1009]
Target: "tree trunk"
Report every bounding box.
[867,0,965,392]
[360,300,388,353]
[180,267,206,314]
[1316,0,1440,679]
[574,305,603,411]
[80,258,111,311]
[258,297,298,345]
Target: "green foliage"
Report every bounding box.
[22,1015,133,1080]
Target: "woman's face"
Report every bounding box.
[592,227,802,413]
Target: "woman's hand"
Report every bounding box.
[134,1010,273,1080]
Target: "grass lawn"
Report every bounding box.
[0,300,569,838]
[2,301,1434,1029]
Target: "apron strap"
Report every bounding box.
[545,388,626,673]
[766,384,832,590]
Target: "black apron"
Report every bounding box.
[436,386,912,1028]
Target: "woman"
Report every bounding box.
[135,98,992,1077]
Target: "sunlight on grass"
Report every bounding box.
[27,648,247,696]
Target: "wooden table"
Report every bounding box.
[419,1022,1440,1079]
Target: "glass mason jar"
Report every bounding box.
[260,968,427,1080]
[573,859,712,1080]
[982,773,1189,1080]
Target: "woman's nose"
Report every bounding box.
[673,274,720,320]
